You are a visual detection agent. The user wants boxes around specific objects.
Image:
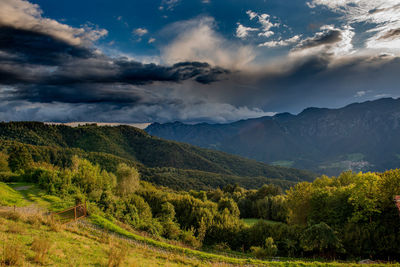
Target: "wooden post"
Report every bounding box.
[74,206,77,221]
[395,196,400,216]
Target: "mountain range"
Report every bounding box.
[146,98,400,175]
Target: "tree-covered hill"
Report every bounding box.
[0,122,315,189]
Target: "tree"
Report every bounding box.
[301,222,344,257]
[7,145,33,172]
[115,163,140,196]
[348,172,380,223]
[286,182,314,225]
[218,197,240,218]
[256,184,282,199]
[0,152,9,172]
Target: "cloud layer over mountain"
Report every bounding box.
[0,0,400,123]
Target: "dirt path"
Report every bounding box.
[13,185,33,191]
[0,204,45,215]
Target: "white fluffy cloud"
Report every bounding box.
[159,0,180,11]
[290,25,354,56]
[242,10,280,40]
[0,0,107,46]
[133,28,148,37]
[259,35,301,47]
[162,17,256,69]
[236,23,258,39]
[307,0,400,52]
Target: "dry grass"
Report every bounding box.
[99,229,110,244]
[26,211,46,228]
[31,236,53,264]
[0,211,21,221]
[6,223,25,234]
[47,218,65,232]
[108,241,129,267]
[0,238,24,266]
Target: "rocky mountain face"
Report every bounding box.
[146,98,400,175]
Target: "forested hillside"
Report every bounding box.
[0,122,315,189]
[147,98,400,175]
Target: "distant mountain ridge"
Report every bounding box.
[146,98,400,175]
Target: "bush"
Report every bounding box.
[213,242,231,251]
[0,172,18,182]
[179,229,201,248]
[161,220,181,240]
[250,246,268,259]
[264,237,278,257]
[250,237,277,259]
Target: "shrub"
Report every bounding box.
[250,246,267,259]
[179,228,201,248]
[0,172,18,182]
[213,242,231,251]
[250,237,277,259]
[31,236,52,264]
[264,237,278,257]
[161,220,181,240]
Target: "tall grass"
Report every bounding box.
[31,236,52,264]
[1,238,24,266]
[107,241,128,267]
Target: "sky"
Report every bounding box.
[0,0,400,123]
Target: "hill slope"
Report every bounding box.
[0,122,315,188]
[1,182,368,267]
[146,98,400,175]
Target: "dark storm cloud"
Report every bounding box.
[2,0,400,124]
[0,26,228,105]
[239,54,400,113]
[0,26,92,65]
[9,84,143,104]
[295,30,342,50]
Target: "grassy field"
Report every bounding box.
[0,182,28,206]
[2,182,75,211]
[0,183,398,266]
[0,209,224,266]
